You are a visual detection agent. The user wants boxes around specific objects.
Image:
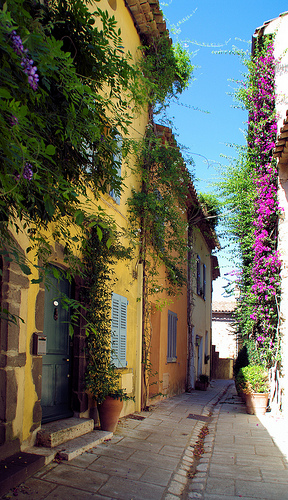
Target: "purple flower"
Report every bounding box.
[10,30,39,90]
[23,163,33,180]
[10,115,18,126]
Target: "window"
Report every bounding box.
[196,255,201,295]
[111,293,128,368]
[203,264,206,301]
[167,310,177,362]
[196,256,206,301]
[109,134,122,205]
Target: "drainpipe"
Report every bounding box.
[187,208,195,391]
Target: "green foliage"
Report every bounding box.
[140,36,193,111]
[236,364,269,394]
[0,0,138,254]
[218,37,280,369]
[233,345,249,378]
[82,218,133,403]
[0,0,194,404]
[198,192,221,230]
[128,124,194,407]
[128,125,192,294]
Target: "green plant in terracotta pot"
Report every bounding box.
[85,330,133,431]
[81,222,134,432]
[195,374,209,391]
[237,365,270,415]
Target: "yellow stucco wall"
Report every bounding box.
[11,0,147,446]
[148,241,188,400]
[192,227,213,381]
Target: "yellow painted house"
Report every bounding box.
[0,0,168,460]
[148,125,220,403]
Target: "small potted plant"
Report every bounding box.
[195,374,209,391]
[236,365,269,415]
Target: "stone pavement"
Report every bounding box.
[2,379,288,500]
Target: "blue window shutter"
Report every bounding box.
[111,293,127,368]
[203,264,206,300]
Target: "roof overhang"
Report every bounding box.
[125,0,169,41]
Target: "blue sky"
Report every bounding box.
[160,1,288,301]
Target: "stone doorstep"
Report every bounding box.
[0,452,46,497]
[36,417,94,448]
[0,430,112,497]
[28,429,113,462]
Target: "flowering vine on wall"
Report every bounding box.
[221,36,282,369]
[247,38,281,367]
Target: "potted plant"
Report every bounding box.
[236,365,270,415]
[85,339,133,431]
[195,374,209,391]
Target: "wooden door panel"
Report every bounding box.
[41,363,55,407]
[41,270,72,422]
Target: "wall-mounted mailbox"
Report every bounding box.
[33,333,47,356]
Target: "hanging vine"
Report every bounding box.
[128,124,194,406]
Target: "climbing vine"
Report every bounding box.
[220,36,281,368]
[0,0,141,279]
[128,124,194,406]
[0,0,194,404]
[81,217,132,403]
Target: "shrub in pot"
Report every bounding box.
[85,331,134,431]
[237,365,270,415]
[195,374,209,391]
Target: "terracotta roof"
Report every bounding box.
[273,109,288,165]
[125,0,169,40]
[212,300,236,313]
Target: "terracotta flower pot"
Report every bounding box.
[245,393,269,416]
[195,381,208,391]
[97,396,123,432]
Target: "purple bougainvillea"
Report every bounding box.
[246,39,281,364]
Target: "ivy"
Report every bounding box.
[140,35,194,113]
[0,0,194,405]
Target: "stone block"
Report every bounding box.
[35,289,45,331]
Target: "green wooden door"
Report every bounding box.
[41,271,73,422]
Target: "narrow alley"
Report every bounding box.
[2,380,288,500]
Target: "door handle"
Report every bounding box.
[63,358,70,362]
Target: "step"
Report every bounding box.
[29,430,113,463]
[0,452,46,497]
[36,417,94,448]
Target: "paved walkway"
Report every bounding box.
[2,380,288,500]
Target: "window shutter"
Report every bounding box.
[109,135,122,205]
[167,310,177,362]
[203,264,206,300]
[111,293,127,368]
[196,255,201,295]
